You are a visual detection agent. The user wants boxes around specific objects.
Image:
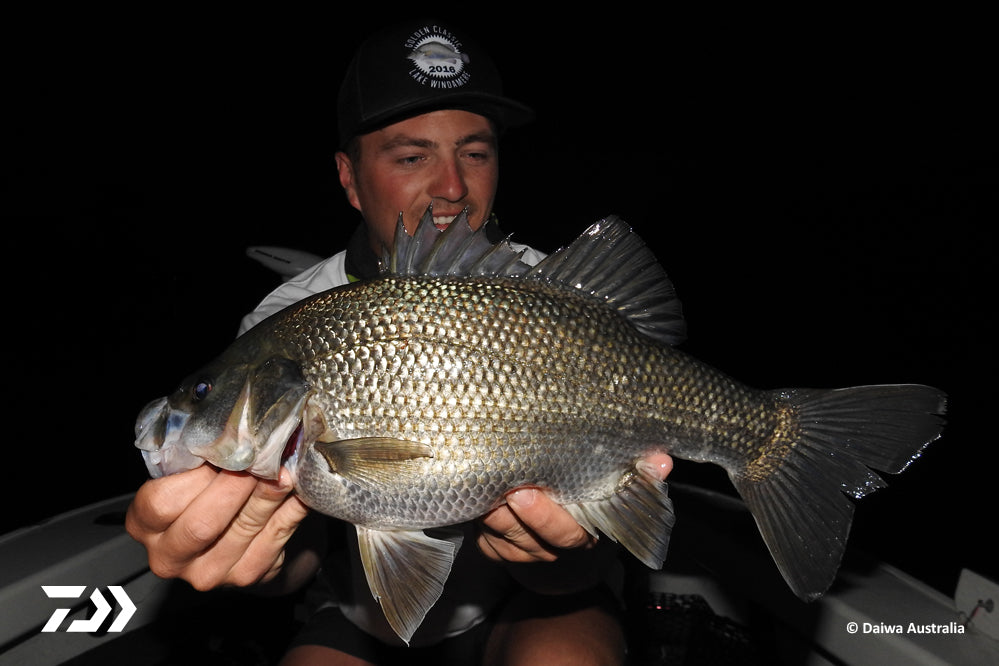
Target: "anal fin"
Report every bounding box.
[355,525,463,645]
[565,464,675,570]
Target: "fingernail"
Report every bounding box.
[638,460,671,481]
[277,467,295,492]
[507,488,537,508]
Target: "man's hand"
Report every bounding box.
[125,465,312,591]
[477,454,674,564]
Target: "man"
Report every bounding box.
[126,19,672,665]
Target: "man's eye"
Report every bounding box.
[463,150,492,162]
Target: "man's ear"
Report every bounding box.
[335,151,361,211]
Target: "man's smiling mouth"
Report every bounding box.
[433,215,458,230]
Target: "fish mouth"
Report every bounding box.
[133,370,314,480]
[282,421,305,466]
[138,409,307,480]
[280,398,329,476]
[135,397,203,478]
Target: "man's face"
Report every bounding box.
[335,109,500,256]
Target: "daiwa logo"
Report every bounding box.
[41,585,136,633]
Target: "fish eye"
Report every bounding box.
[192,381,212,401]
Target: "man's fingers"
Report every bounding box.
[159,470,259,560]
[476,455,675,565]
[477,489,595,564]
[225,470,296,542]
[127,466,312,590]
[209,469,309,586]
[225,491,310,586]
[477,512,554,563]
[169,470,307,589]
[506,489,592,550]
[126,465,217,537]
[639,453,673,481]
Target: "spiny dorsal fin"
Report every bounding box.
[384,205,686,345]
[386,205,532,277]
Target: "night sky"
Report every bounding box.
[5,9,995,599]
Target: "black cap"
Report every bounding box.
[337,19,534,147]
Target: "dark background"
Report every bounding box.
[4,8,995,600]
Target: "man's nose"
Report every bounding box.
[430,159,468,202]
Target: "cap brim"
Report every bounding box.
[345,93,534,147]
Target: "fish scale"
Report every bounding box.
[285,273,765,529]
[135,208,945,644]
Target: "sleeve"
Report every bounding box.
[236,244,544,336]
[238,251,349,335]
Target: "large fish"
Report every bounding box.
[135,208,946,643]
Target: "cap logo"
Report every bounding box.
[404,25,472,89]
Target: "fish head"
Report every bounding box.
[135,355,313,480]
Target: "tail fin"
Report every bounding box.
[730,384,946,601]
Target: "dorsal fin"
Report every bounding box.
[386,205,532,277]
[383,205,686,345]
[526,216,686,344]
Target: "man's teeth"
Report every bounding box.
[433,216,457,229]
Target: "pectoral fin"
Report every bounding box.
[355,525,463,645]
[314,438,434,487]
[565,463,675,569]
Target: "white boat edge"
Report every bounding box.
[1,486,996,665]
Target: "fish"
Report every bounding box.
[134,207,946,644]
[407,41,470,66]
